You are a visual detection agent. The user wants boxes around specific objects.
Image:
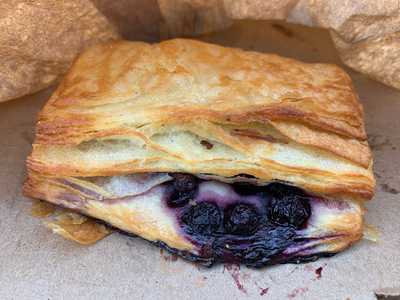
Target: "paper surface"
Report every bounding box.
[2,0,400,104]
[0,21,399,300]
[160,0,400,90]
[0,0,120,103]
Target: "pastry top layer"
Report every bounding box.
[28,39,375,200]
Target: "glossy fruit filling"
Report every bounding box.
[161,173,335,267]
[56,172,358,268]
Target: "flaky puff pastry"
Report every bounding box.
[24,39,374,266]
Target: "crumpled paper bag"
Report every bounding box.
[158,0,232,37]
[0,0,120,103]
[1,0,399,103]
[160,0,400,90]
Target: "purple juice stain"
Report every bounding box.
[313,263,327,280]
[254,281,269,296]
[224,264,247,294]
[315,266,323,279]
[260,287,269,296]
[160,248,178,262]
[288,287,309,298]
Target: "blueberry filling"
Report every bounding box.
[232,182,263,196]
[268,195,310,228]
[181,202,222,236]
[163,173,315,267]
[263,182,305,197]
[165,173,198,208]
[171,173,197,192]
[224,204,260,235]
[211,225,297,266]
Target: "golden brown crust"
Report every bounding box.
[24,172,194,251]
[27,38,374,200]
[269,121,371,168]
[36,39,366,141]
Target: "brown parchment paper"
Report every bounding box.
[0,21,399,300]
[161,0,400,90]
[1,0,400,103]
[0,0,120,103]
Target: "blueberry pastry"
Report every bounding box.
[24,39,375,267]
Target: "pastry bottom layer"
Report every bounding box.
[115,228,337,268]
[24,172,364,268]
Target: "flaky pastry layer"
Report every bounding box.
[26,39,374,200]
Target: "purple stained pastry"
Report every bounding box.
[25,172,365,268]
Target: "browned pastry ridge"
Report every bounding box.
[24,39,375,267]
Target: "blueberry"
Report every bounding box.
[171,173,197,192]
[224,204,259,235]
[165,174,198,208]
[268,195,311,228]
[166,186,196,207]
[181,202,222,236]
